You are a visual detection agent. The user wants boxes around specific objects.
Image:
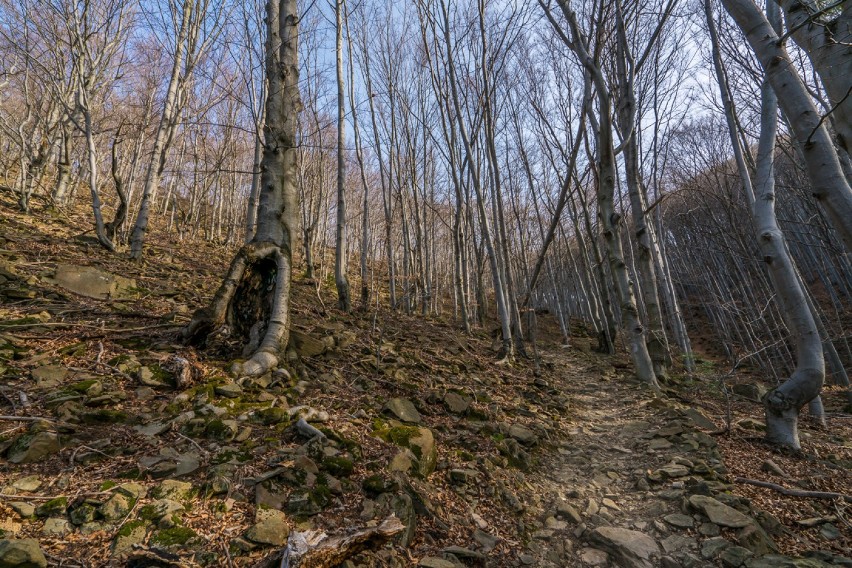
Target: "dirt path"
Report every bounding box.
[516,347,850,568]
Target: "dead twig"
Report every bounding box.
[733,477,852,503]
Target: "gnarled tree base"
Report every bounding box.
[183,241,291,377]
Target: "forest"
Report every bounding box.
[0,0,849,566]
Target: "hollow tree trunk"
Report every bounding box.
[184,0,300,378]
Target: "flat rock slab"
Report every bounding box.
[384,398,421,424]
[50,264,136,300]
[689,495,754,528]
[589,527,660,568]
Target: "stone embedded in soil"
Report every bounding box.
[506,423,538,446]
[418,558,455,568]
[10,477,41,493]
[688,495,753,528]
[588,526,660,568]
[41,518,71,536]
[578,547,609,566]
[7,432,61,464]
[0,538,48,568]
[383,398,422,424]
[50,264,136,300]
[150,480,191,502]
[663,513,695,529]
[443,392,471,415]
[214,383,242,398]
[719,545,753,567]
[8,503,34,519]
[245,509,289,546]
[30,365,68,389]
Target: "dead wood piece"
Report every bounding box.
[734,477,852,503]
[253,516,405,568]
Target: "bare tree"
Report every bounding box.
[184,0,300,377]
[722,0,852,252]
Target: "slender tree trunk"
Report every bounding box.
[334,0,351,311]
[53,122,72,206]
[722,0,852,252]
[129,0,193,259]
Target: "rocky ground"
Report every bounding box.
[0,194,850,567]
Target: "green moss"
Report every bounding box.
[151,526,197,546]
[82,409,129,424]
[100,480,117,491]
[117,519,147,537]
[36,496,68,518]
[322,456,354,477]
[69,379,99,393]
[138,504,158,521]
[253,407,288,425]
[375,425,419,446]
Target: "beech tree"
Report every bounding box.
[183,0,300,377]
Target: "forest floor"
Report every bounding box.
[0,192,850,568]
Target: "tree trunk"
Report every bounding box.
[775,0,852,157]
[184,0,300,378]
[334,0,351,311]
[722,0,852,252]
[129,0,193,260]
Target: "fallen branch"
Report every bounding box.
[252,516,405,568]
[734,477,852,503]
[0,415,75,429]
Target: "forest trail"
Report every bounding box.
[0,197,850,567]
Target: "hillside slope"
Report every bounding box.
[0,194,849,567]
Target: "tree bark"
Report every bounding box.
[184,0,300,378]
[722,0,852,252]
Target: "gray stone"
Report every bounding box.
[30,365,68,389]
[7,432,61,464]
[174,453,201,477]
[507,424,538,446]
[441,546,485,561]
[681,408,717,431]
[589,526,660,568]
[41,518,71,536]
[135,422,171,437]
[736,524,777,555]
[443,392,471,415]
[8,503,34,519]
[557,502,583,524]
[136,367,167,388]
[386,427,437,478]
[473,529,498,552]
[732,383,768,402]
[819,523,840,541]
[698,522,721,536]
[150,480,192,501]
[51,264,136,300]
[689,495,753,528]
[214,383,243,398]
[663,514,694,529]
[700,537,731,559]
[719,545,753,567]
[112,522,148,556]
[99,492,134,522]
[384,398,421,423]
[0,539,47,568]
[578,547,609,566]
[660,535,695,554]
[10,477,41,493]
[418,558,455,568]
[245,509,289,546]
